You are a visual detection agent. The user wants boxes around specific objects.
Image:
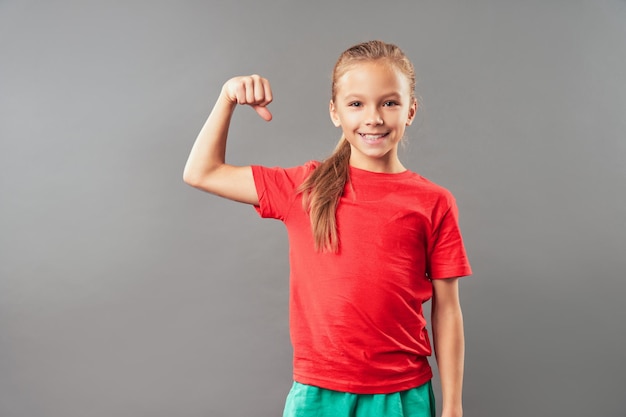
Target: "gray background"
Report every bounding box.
[1,1,625,416]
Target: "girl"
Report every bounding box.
[183,40,471,417]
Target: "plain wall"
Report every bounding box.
[1,1,625,416]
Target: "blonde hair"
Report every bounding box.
[298,40,417,252]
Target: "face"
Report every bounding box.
[330,61,417,173]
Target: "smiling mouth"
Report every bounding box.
[359,132,389,142]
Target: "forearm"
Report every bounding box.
[432,298,465,417]
[183,89,236,185]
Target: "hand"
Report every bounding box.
[222,74,273,121]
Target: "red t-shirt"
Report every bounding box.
[252,161,472,394]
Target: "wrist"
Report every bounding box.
[218,88,237,106]
[441,405,463,417]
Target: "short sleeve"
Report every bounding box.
[427,194,472,279]
[251,162,318,221]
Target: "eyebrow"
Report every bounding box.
[342,92,403,100]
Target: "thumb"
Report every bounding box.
[253,105,272,122]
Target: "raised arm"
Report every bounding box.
[431,278,465,417]
[183,75,273,205]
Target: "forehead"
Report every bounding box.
[335,61,411,97]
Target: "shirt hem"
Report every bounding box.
[292,369,433,395]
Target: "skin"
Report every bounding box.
[183,69,465,417]
[182,74,269,204]
[329,61,417,173]
[432,278,465,417]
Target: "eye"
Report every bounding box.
[383,101,399,107]
[348,101,362,107]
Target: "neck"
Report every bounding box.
[348,155,405,173]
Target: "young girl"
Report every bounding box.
[183,40,471,417]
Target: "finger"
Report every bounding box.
[253,105,272,121]
[252,75,266,103]
[234,81,247,105]
[261,78,273,106]
[244,77,255,104]
[222,77,239,103]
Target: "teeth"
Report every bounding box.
[361,134,385,140]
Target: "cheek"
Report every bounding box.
[381,111,401,124]
[339,112,361,128]
[389,109,411,124]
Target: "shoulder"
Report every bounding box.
[287,160,321,180]
[403,172,457,206]
[303,160,321,172]
[252,160,321,187]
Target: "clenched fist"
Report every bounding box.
[222,74,273,121]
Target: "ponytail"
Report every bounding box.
[300,40,416,252]
[298,136,351,253]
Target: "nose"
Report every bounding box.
[365,107,383,126]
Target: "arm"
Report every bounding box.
[431,278,464,417]
[183,74,273,205]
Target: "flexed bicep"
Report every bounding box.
[183,75,273,205]
[189,164,258,205]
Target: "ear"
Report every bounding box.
[405,98,418,126]
[329,100,341,127]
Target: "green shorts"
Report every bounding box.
[283,380,435,417]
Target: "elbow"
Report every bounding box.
[182,166,204,188]
[182,173,194,187]
[183,174,207,190]
[182,168,196,187]
[183,165,221,192]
